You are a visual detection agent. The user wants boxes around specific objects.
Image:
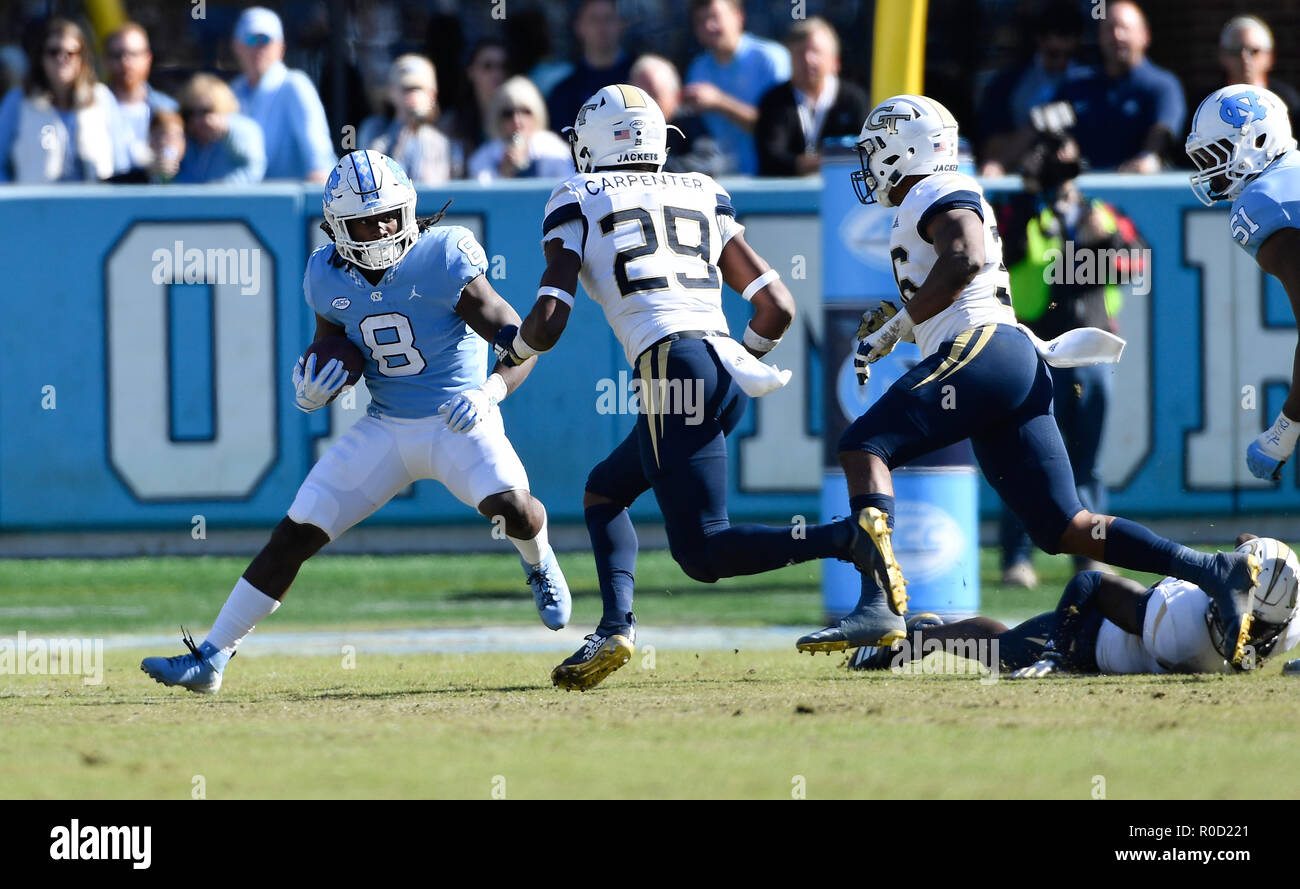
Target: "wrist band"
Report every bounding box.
[1270,411,1300,450]
[483,372,508,404]
[742,323,781,354]
[511,331,541,360]
[538,285,575,307]
[741,269,780,302]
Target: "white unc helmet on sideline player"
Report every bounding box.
[323,149,419,270]
[853,94,961,207]
[565,84,678,173]
[1186,85,1296,207]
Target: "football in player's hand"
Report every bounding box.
[302,336,365,400]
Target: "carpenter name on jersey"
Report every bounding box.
[304,225,489,419]
[890,171,1016,357]
[541,170,743,366]
[1229,150,1300,258]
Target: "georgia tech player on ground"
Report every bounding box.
[141,149,570,694]
[798,94,1261,662]
[492,84,874,691]
[1186,85,1300,481]
[849,536,1300,678]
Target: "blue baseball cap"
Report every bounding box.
[234,6,283,45]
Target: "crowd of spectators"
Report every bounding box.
[0,1,1293,186]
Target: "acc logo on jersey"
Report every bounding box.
[1219,90,1268,129]
[331,297,350,310]
[865,99,922,134]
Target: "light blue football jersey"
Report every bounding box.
[1229,151,1300,259]
[303,225,489,419]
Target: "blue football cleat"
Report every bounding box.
[140,629,231,694]
[523,551,571,630]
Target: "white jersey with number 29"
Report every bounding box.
[889,171,1015,358]
[541,170,743,366]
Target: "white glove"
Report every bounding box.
[438,374,508,433]
[854,307,914,385]
[293,353,347,413]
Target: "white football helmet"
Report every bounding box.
[323,149,418,270]
[1208,537,1300,660]
[565,84,677,173]
[1186,85,1296,207]
[1243,537,1300,655]
[853,95,960,207]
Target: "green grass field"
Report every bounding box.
[2,548,1298,799]
[0,547,1101,636]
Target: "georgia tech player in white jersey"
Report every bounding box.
[492,84,872,690]
[879,162,1015,358]
[851,536,1299,677]
[800,93,1262,664]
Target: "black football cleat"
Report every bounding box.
[797,596,906,654]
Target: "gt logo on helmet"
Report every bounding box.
[865,100,922,135]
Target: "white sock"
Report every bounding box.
[205,577,281,655]
[509,515,552,568]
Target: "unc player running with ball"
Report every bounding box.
[797,95,1262,663]
[492,85,872,690]
[1186,85,1300,481]
[142,150,570,694]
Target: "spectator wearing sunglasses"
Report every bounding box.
[229,6,334,182]
[0,17,129,182]
[105,22,177,170]
[1218,15,1300,124]
[438,38,509,163]
[468,76,572,183]
[175,74,266,184]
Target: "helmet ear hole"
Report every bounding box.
[1256,133,1268,148]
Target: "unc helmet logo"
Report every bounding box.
[1219,90,1268,129]
[865,99,922,135]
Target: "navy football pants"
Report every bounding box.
[586,336,825,584]
[839,323,1085,554]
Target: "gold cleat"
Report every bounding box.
[853,507,909,615]
[552,632,634,692]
